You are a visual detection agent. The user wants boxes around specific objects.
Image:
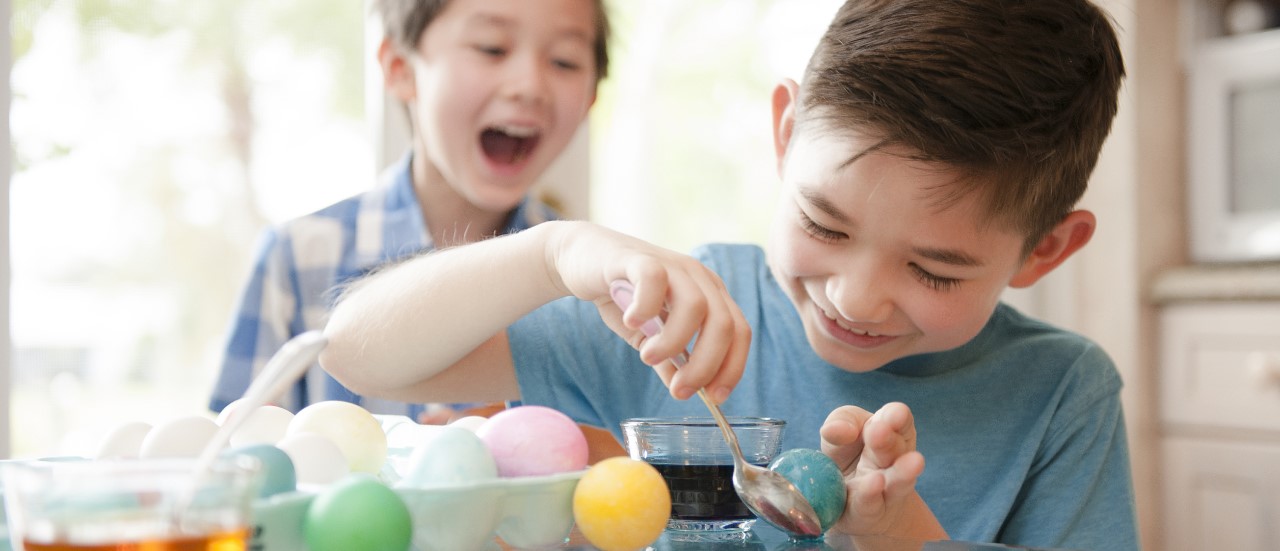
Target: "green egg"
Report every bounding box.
[304,473,412,551]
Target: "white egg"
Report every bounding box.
[216,398,250,425]
[229,405,294,447]
[400,426,497,488]
[277,431,350,486]
[449,416,489,433]
[287,401,386,474]
[139,416,219,458]
[94,421,153,459]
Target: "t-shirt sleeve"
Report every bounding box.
[999,343,1140,551]
[507,296,669,434]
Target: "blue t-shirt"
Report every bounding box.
[509,243,1138,550]
[211,152,555,417]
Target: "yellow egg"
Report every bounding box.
[572,457,670,551]
[288,401,386,474]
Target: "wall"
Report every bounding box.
[1,0,10,459]
[1072,0,1182,547]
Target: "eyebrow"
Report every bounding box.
[466,13,515,29]
[466,12,593,45]
[800,188,853,225]
[912,246,983,267]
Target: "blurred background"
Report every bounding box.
[5,0,843,458]
[5,1,1280,550]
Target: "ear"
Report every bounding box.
[379,37,416,103]
[771,79,800,177]
[1009,210,1096,288]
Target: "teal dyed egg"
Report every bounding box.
[768,448,846,533]
[223,444,296,498]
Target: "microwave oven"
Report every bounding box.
[1187,30,1280,262]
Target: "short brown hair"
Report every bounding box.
[799,0,1125,252]
[373,0,611,83]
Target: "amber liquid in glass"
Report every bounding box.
[23,529,249,551]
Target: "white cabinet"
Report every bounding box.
[1159,302,1280,550]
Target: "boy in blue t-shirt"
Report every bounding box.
[321,0,1136,548]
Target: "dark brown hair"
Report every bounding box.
[373,0,610,83]
[800,0,1125,252]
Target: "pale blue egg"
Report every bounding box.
[223,444,296,498]
[400,426,497,487]
[769,448,847,533]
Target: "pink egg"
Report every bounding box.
[476,406,588,477]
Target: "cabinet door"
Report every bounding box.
[1163,437,1280,551]
[1161,303,1280,432]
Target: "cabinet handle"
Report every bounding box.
[1247,352,1280,386]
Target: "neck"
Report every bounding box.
[412,155,509,249]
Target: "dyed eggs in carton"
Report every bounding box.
[258,402,590,551]
[1,402,592,551]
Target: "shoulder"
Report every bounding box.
[505,196,562,231]
[983,304,1123,399]
[689,243,768,279]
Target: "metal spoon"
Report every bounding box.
[609,281,824,538]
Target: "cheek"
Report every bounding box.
[553,76,596,112]
[904,291,1001,350]
[767,219,827,278]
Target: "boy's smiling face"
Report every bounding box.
[394,0,599,212]
[767,126,1032,373]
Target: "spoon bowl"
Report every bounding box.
[609,281,824,538]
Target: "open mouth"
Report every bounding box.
[481,125,541,166]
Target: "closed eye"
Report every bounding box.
[909,263,961,291]
[799,210,846,242]
[474,44,506,57]
[552,58,582,71]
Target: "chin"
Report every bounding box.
[802,323,899,373]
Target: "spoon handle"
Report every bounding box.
[174,330,327,525]
[607,280,748,467]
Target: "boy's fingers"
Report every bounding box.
[861,402,918,470]
[820,406,873,472]
[882,451,925,503]
[690,276,749,402]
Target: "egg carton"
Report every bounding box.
[0,471,583,551]
[251,470,584,551]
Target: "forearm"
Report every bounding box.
[319,221,569,394]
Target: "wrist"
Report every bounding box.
[532,220,577,297]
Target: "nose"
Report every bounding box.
[826,262,894,324]
[502,51,550,107]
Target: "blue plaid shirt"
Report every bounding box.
[209,153,555,418]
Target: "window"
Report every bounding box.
[9,0,367,457]
[591,1,841,252]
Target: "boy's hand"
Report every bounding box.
[819,402,932,537]
[544,221,750,403]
